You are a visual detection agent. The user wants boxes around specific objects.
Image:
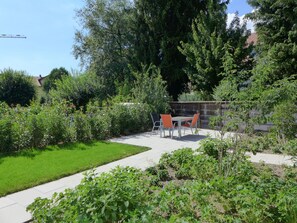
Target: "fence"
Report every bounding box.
[169,101,228,129]
[169,101,273,131]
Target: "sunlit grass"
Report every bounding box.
[0,141,149,196]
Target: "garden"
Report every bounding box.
[0,0,296,222]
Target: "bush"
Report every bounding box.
[49,72,106,107]
[28,148,297,222]
[41,102,73,145]
[0,99,151,153]
[178,91,213,101]
[0,68,36,106]
[271,101,297,141]
[131,64,170,113]
[283,139,297,156]
[27,167,151,223]
[73,109,92,142]
[0,118,13,152]
[43,67,70,93]
[86,103,111,140]
[199,138,229,159]
[109,103,150,136]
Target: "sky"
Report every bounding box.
[0,0,254,77]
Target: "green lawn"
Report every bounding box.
[0,141,149,196]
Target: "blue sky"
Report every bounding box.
[0,0,253,76]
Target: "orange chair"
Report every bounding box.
[160,114,177,138]
[182,113,200,134]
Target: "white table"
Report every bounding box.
[160,116,193,138]
[172,116,193,138]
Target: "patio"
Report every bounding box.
[0,129,294,223]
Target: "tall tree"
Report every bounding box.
[179,0,252,95]
[73,0,134,95]
[43,67,70,93]
[0,69,36,106]
[247,0,297,86]
[133,0,207,99]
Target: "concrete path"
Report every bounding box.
[0,129,294,223]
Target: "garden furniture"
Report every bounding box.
[150,113,161,132]
[182,113,200,134]
[160,114,178,138]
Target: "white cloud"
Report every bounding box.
[227,13,255,33]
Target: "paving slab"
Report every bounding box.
[0,197,15,209]
[0,129,294,223]
[0,204,31,223]
[6,188,44,207]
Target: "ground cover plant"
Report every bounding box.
[0,141,149,196]
[28,140,297,223]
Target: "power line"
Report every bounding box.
[0,34,26,39]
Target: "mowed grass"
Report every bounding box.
[0,141,149,196]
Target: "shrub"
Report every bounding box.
[198,138,228,159]
[270,101,297,141]
[0,68,36,106]
[27,167,151,223]
[11,106,32,151]
[73,109,92,142]
[27,147,297,222]
[283,139,297,156]
[131,64,170,113]
[109,103,150,136]
[86,103,111,140]
[41,102,72,145]
[43,67,70,93]
[49,72,106,107]
[178,91,213,101]
[0,118,13,152]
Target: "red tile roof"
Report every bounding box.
[247,33,258,45]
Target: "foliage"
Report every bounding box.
[74,0,134,95]
[270,101,297,141]
[74,0,211,99]
[249,79,297,143]
[108,103,151,136]
[0,100,151,153]
[86,102,111,140]
[247,0,297,85]
[131,64,170,113]
[0,68,36,106]
[49,72,106,107]
[179,2,253,95]
[199,138,228,160]
[133,0,206,99]
[28,167,151,223]
[283,139,297,156]
[28,147,297,222]
[212,78,238,101]
[0,117,12,152]
[43,67,70,93]
[73,109,92,142]
[242,0,297,144]
[178,91,213,101]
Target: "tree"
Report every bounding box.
[43,67,70,93]
[0,69,36,106]
[74,0,209,100]
[179,1,253,96]
[73,0,134,95]
[49,72,106,107]
[133,0,207,99]
[247,0,297,86]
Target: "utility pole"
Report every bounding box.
[0,34,26,39]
